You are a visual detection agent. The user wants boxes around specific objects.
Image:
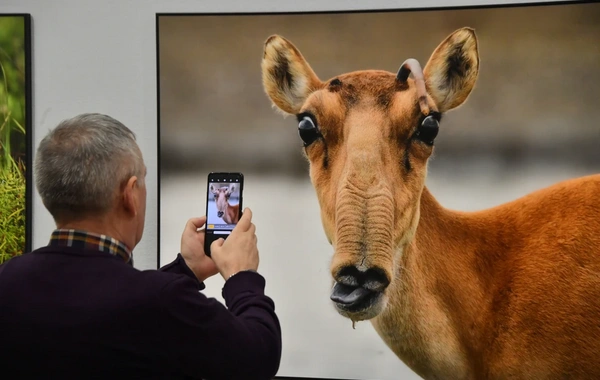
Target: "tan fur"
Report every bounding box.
[261,27,600,379]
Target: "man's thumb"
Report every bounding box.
[211,238,225,252]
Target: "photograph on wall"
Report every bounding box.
[0,14,32,264]
[157,2,600,379]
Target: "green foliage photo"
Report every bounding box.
[0,16,27,264]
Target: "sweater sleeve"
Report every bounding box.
[158,253,205,290]
[158,270,282,380]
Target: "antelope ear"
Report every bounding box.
[261,35,323,115]
[423,27,480,113]
[210,184,215,193]
[228,184,235,194]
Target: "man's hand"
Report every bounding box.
[180,216,218,282]
[210,208,259,280]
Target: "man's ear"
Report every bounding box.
[122,176,139,217]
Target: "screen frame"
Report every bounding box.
[0,13,33,259]
[155,2,593,378]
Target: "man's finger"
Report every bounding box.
[188,216,207,230]
[235,208,252,232]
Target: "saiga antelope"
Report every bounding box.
[261,28,600,379]
[210,184,240,224]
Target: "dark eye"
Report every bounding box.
[298,115,322,147]
[413,115,439,145]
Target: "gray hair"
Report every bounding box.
[34,113,146,222]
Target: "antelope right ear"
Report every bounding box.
[423,27,480,113]
[261,35,323,115]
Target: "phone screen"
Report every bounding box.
[204,172,243,256]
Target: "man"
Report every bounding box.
[0,113,281,379]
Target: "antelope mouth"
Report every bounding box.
[329,265,390,320]
[330,282,383,314]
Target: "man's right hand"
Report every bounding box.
[210,207,259,280]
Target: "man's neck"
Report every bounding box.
[57,217,134,252]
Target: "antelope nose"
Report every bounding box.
[217,211,224,217]
[330,266,390,306]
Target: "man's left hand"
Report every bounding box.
[180,216,219,282]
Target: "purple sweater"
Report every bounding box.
[0,245,282,379]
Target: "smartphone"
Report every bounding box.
[204,172,244,257]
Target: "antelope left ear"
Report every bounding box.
[423,27,480,113]
[261,35,323,115]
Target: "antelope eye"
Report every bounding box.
[414,115,439,145]
[298,115,321,147]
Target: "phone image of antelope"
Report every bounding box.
[261,27,600,379]
[208,183,240,225]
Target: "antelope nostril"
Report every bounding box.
[336,266,360,287]
[362,268,390,292]
[217,211,224,217]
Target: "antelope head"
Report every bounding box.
[211,184,235,218]
[261,28,479,321]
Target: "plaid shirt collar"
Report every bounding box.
[49,229,133,266]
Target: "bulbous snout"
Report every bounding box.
[328,151,396,320]
[330,265,390,320]
[217,211,224,218]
